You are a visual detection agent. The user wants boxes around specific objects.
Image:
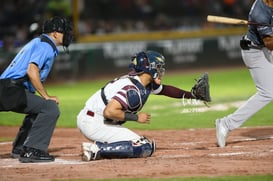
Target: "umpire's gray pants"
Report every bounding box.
[20,90,60,151]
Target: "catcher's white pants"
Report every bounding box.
[77,107,141,143]
[223,48,273,131]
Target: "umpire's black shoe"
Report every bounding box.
[19,146,55,163]
[11,147,23,159]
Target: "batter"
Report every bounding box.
[216,0,273,147]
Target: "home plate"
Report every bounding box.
[0,158,88,167]
[49,158,87,165]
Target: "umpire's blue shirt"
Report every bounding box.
[0,34,58,93]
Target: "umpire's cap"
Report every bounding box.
[42,16,68,34]
[42,16,73,52]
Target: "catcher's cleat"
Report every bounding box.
[81,142,100,161]
[215,119,229,148]
[82,142,91,161]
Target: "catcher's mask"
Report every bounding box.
[42,16,73,53]
[129,50,165,79]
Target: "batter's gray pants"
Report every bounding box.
[223,48,273,131]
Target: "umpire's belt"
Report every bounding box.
[86,110,95,117]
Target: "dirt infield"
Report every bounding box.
[0,126,273,181]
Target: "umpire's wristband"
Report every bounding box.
[124,112,138,121]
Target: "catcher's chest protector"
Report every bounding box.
[126,78,151,112]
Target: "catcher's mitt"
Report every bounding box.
[191,72,211,103]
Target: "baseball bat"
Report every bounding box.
[207,15,273,27]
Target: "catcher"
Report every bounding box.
[77,50,211,161]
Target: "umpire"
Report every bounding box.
[0,16,73,163]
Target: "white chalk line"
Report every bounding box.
[161,149,273,159]
[180,100,245,113]
[160,152,255,159]
[162,135,273,159]
[232,135,273,142]
[173,135,273,147]
[150,100,245,113]
[0,141,12,145]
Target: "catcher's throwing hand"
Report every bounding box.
[191,72,211,103]
[138,112,151,124]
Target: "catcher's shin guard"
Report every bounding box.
[95,137,156,159]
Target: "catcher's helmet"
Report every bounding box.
[42,16,73,52]
[129,50,165,79]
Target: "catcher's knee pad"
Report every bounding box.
[95,137,156,159]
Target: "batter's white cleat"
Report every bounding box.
[81,142,100,161]
[215,119,229,148]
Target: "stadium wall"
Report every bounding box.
[0,28,246,80]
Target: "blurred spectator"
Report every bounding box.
[0,35,15,73]
[46,0,71,17]
[78,0,254,35]
[0,0,71,51]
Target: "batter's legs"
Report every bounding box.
[216,49,273,147]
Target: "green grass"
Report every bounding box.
[1,67,273,128]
